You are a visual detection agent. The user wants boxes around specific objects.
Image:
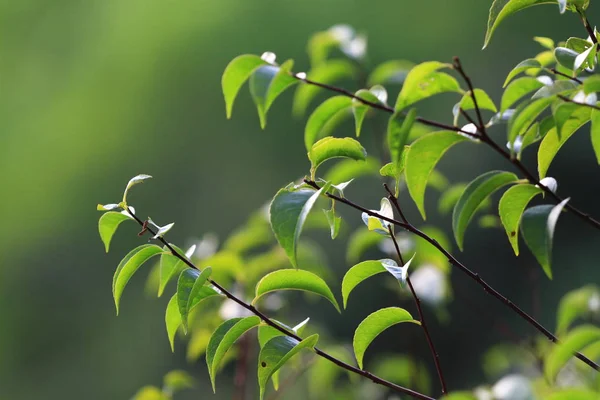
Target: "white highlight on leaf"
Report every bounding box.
[361,198,395,234]
[491,374,534,400]
[557,0,567,14]
[458,123,480,141]
[121,206,136,219]
[329,24,355,42]
[381,256,414,287]
[147,218,175,239]
[536,75,553,86]
[474,386,493,400]
[488,109,515,126]
[295,72,307,80]
[332,179,353,196]
[341,34,367,60]
[506,135,523,153]
[370,85,388,104]
[123,174,152,203]
[184,245,197,259]
[410,265,447,306]
[573,90,598,105]
[292,317,310,333]
[588,293,600,313]
[547,198,570,243]
[260,51,277,65]
[98,203,120,211]
[537,177,558,194]
[575,45,595,70]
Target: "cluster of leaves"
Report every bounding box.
[98,1,600,399]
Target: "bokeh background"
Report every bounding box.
[2,1,599,399]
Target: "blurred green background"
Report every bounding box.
[2,1,599,399]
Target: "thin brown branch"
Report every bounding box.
[549,68,583,84]
[557,94,600,111]
[578,9,599,45]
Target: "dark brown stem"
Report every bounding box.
[124,207,434,400]
[557,94,600,111]
[389,227,448,395]
[453,57,487,137]
[549,68,583,84]
[303,180,600,372]
[578,9,598,45]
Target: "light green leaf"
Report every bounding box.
[113,244,163,314]
[163,370,195,394]
[346,227,384,264]
[545,325,600,382]
[532,80,579,99]
[353,308,419,369]
[591,109,600,164]
[293,60,357,116]
[502,59,542,87]
[122,174,152,204]
[452,171,518,250]
[534,36,555,49]
[131,386,169,400]
[501,77,545,111]
[546,389,599,400]
[583,75,600,94]
[98,212,131,252]
[556,285,599,335]
[352,89,381,137]
[253,269,340,312]
[521,198,570,278]
[553,102,581,138]
[206,316,261,391]
[158,246,188,297]
[342,260,387,309]
[323,207,341,239]
[222,54,268,119]
[405,131,469,219]
[574,43,597,71]
[538,107,591,178]
[484,2,561,50]
[258,334,319,400]
[324,156,380,184]
[367,60,415,86]
[395,63,461,111]
[269,187,324,268]
[458,88,498,115]
[440,393,477,400]
[498,184,543,255]
[177,267,212,331]
[186,267,213,316]
[304,96,352,151]
[308,137,367,178]
[388,109,417,167]
[165,294,181,352]
[508,97,554,144]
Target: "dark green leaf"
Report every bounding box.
[554,47,579,70]
[98,211,131,252]
[158,245,188,297]
[498,184,543,255]
[222,55,267,118]
[304,96,352,151]
[323,207,341,239]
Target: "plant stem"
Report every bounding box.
[303,180,600,372]
[388,226,448,395]
[557,94,600,111]
[549,68,583,84]
[578,9,598,45]
[124,207,434,400]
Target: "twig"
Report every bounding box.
[303,179,600,372]
[578,9,599,45]
[549,68,583,84]
[557,94,600,111]
[124,207,434,400]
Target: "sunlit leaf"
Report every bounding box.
[521,198,570,278]
[258,334,319,399]
[323,207,341,239]
[556,285,600,335]
[583,75,600,94]
[250,60,298,128]
[452,171,518,250]
[501,77,545,111]
[367,60,415,86]
[131,386,169,400]
[395,61,461,111]
[165,294,181,352]
[532,80,579,99]
[163,370,194,395]
[405,131,469,219]
[98,212,131,252]
[574,43,598,71]
[388,109,417,167]
[122,174,152,204]
[498,184,543,255]
[304,96,353,151]
[508,97,554,144]
[269,186,324,268]
[546,389,599,400]
[502,59,542,87]
[352,89,381,137]
[206,316,261,391]
[308,137,367,178]
[591,109,600,164]
[457,89,498,117]
[113,244,163,314]
[158,245,188,297]
[177,267,212,331]
[544,325,600,382]
[222,54,267,118]
[353,308,419,369]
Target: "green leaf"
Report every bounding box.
[323,207,341,239]
[353,308,419,369]
[186,267,213,316]
[484,2,562,50]
[538,107,592,178]
[163,370,195,394]
[554,47,579,70]
[556,285,599,335]
[131,386,169,400]
[346,227,384,264]
[438,184,468,215]
[546,389,599,400]
[165,294,181,352]
[177,267,212,331]
[308,137,367,178]
[342,260,387,309]
[293,60,357,116]
[502,59,542,87]
[269,186,324,268]
[532,80,579,99]
[452,171,518,250]
[498,184,543,255]
[253,269,340,312]
[98,212,131,252]
[534,36,555,49]
[387,109,417,167]
[352,89,381,137]
[249,60,298,128]
[508,97,554,144]
[158,245,189,297]
[458,89,498,115]
[501,77,545,111]
[440,393,477,400]
[395,62,461,111]
[304,96,352,151]
[521,198,570,279]
[591,109,600,164]
[324,156,380,184]
[405,131,469,219]
[258,334,319,400]
[574,43,598,71]
[222,54,268,119]
[583,75,600,94]
[113,244,163,314]
[545,325,600,382]
[122,174,152,204]
[367,60,414,86]
[206,316,261,391]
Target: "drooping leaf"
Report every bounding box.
[304,96,352,151]
[269,186,325,268]
[323,207,341,239]
[98,212,131,252]
[498,184,543,255]
[222,55,267,118]
[457,89,498,116]
[544,325,600,382]
[177,267,212,331]
[353,308,419,369]
[158,245,188,297]
[521,198,570,278]
[165,294,182,352]
[591,109,600,164]
[395,62,461,111]
[405,131,469,219]
[206,316,261,391]
[113,244,163,314]
[501,77,545,111]
[293,60,357,116]
[507,97,554,144]
[367,60,415,86]
[308,137,367,178]
[556,285,599,335]
[387,109,417,167]
[502,59,542,87]
[186,267,214,315]
[253,269,340,312]
[324,156,380,184]
[538,107,592,178]
[452,171,518,250]
[258,334,319,399]
[352,89,382,137]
